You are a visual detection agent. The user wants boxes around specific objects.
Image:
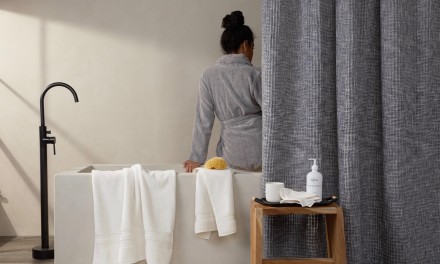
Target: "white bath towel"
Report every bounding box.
[279,188,321,207]
[194,168,236,239]
[92,164,176,264]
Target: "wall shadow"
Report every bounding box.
[0,137,56,226]
[0,138,40,203]
[0,193,17,237]
[0,78,102,162]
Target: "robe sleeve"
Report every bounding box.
[251,71,262,107]
[188,76,215,164]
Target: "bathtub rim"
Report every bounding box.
[56,164,262,176]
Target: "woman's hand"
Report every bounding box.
[183,160,201,172]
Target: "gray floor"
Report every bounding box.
[0,237,151,264]
[0,237,54,264]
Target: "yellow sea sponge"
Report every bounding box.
[204,157,228,170]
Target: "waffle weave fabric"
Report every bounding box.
[262,1,440,263]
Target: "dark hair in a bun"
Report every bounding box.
[221,11,254,54]
[222,11,245,29]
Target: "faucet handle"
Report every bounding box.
[46,130,51,135]
[49,137,56,155]
[50,137,56,155]
[43,136,56,155]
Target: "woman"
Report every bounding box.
[184,11,262,172]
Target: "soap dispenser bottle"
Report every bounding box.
[306,158,322,201]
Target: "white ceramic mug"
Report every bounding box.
[265,182,284,202]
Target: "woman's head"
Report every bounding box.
[221,11,254,61]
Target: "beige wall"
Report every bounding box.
[0,0,261,236]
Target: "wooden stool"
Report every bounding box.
[250,200,347,264]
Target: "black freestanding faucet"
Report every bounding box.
[32,82,79,260]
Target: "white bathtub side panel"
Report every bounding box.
[172,173,262,264]
[55,170,262,264]
[54,174,94,264]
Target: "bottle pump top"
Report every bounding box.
[309,158,318,171]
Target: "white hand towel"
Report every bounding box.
[279,188,321,207]
[92,168,127,264]
[92,164,176,264]
[194,168,236,239]
[118,165,146,264]
[137,165,176,264]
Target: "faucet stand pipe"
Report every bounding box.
[33,82,78,260]
[32,133,53,259]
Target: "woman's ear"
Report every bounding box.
[242,40,249,51]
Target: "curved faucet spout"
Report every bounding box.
[40,82,79,126]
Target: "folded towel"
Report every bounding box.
[92,164,176,264]
[279,188,321,207]
[194,168,236,239]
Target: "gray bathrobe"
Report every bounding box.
[189,54,262,170]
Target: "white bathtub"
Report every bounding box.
[54,164,262,264]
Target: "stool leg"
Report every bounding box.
[250,206,263,264]
[325,207,347,264]
[326,215,331,257]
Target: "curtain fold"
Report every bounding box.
[262,0,338,258]
[336,1,385,262]
[262,0,440,263]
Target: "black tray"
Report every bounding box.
[254,196,338,207]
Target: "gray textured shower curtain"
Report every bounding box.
[262,1,440,263]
